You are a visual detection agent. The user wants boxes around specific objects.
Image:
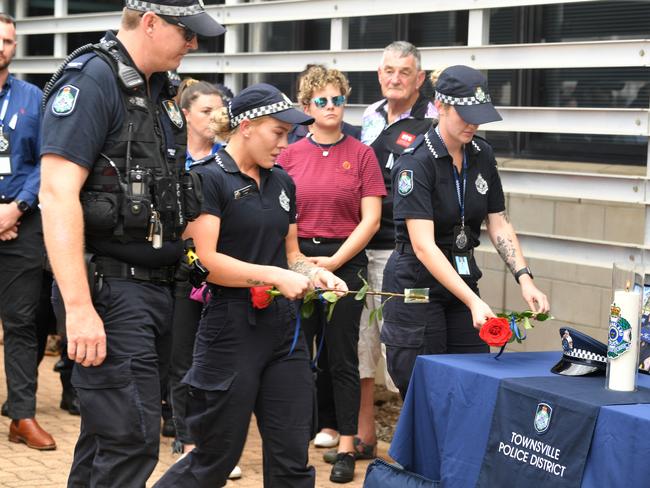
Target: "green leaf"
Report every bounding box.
[535,313,551,321]
[326,300,338,322]
[376,303,384,322]
[355,283,369,301]
[303,290,316,304]
[267,288,282,297]
[321,291,339,303]
[521,310,534,318]
[357,270,369,288]
[523,316,532,330]
[369,309,377,326]
[301,300,314,319]
[508,334,516,343]
[496,312,509,318]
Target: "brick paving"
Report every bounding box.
[0,347,391,487]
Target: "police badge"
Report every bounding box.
[163,100,184,129]
[51,85,79,116]
[474,86,487,103]
[475,173,488,195]
[279,189,290,212]
[608,303,632,359]
[534,402,552,434]
[398,169,414,196]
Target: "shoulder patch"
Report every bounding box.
[51,85,80,116]
[163,99,184,129]
[397,169,414,196]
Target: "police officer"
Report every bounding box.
[382,65,550,398]
[0,13,56,450]
[39,1,225,486]
[154,83,347,488]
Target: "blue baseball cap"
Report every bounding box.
[434,65,502,125]
[228,83,314,129]
[125,0,226,37]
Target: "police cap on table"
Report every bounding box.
[551,327,608,376]
[228,83,314,129]
[434,65,503,125]
[125,0,226,37]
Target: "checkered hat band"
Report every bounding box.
[565,348,607,363]
[229,101,293,129]
[125,0,205,16]
[435,91,492,106]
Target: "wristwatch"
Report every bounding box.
[14,199,30,214]
[514,267,533,284]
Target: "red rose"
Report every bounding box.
[250,286,274,309]
[479,317,513,347]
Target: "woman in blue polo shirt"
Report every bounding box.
[382,65,550,398]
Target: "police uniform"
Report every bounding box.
[381,66,506,398]
[154,85,316,488]
[40,2,225,484]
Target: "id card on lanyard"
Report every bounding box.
[0,88,13,175]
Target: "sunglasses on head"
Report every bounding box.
[312,95,346,108]
[160,16,197,42]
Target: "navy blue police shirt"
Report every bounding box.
[0,76,42,207]
[191,149,296,269]
[392,127,505,253]
[40,31,183,267]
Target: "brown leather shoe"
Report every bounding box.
[9,418,56,450]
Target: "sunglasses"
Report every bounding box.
[160,16,197,42]
[312,95,346,108]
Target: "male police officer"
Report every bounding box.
[0,13,56,451]
[357,40,437,451]
[39,1,224,485]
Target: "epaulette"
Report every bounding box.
[403,134,425,154]
[63,52,98,71]
[189,153,217,168]
[470,134,494,154]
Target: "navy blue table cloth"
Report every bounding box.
[388,351,650,488]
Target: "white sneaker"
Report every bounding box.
[228,465,242,479]
[313,431,340,448]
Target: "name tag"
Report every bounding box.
[234,184,256,200]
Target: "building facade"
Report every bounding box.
[6,0,650,350]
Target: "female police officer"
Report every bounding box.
[154,83,347,488]
[382,65,550,398]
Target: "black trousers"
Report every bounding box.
[0,210,44,419]
[169,280,203,445]
[52,277,173,488]
[154,296,315,488]
[381,250,488,399]
[299,239,366,436]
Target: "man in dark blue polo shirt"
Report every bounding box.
[0,13,56,451]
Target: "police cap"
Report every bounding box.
[551,327,608,376]
[434,65,502,125]
[125,0,226,37]
[228,83,314,129]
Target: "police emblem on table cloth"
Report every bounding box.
[534,402,552,434]
[51,85,79,116]
[398,170,414,196]
[475,173,488,195]
[163,100,184,129]
[608,303,632,359]
[279,189,290,212]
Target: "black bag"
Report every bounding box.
[363,458,439,488]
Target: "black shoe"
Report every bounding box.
[330,452,355,483]
[60,392,80,416]
[1,401,8,418]
[162,417,176,438]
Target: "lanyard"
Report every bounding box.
[435,127,468,227]
[0,87,11,127]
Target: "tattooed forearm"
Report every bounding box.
[246,279,271,286]
[496,235,517,274]
[289,257,318,278]
[498,211,511,224]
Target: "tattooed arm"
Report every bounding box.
[485,211,550,313]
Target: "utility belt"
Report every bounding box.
[207,285,251,300]
[396,241,474,258]
[93,256,176,285]
[395,242,475,278]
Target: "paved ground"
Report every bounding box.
[0,347,391,487]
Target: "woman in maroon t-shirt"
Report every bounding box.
[277,66,386,484]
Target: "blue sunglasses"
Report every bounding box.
[312,95,346,108]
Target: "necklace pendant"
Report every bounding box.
[322,150,329,157]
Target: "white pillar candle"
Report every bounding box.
[607,290,641,392]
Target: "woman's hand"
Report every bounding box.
[273,268,312,300]
[469,297,496,330]
[312,269,348,298]
[519,277,550,314]
[306,255,341,272]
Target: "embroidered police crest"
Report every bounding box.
[398,170,414,196]
[608,303,632,359]
[534,403,552,434]
[475,173,488,195]
[52,85,79,116]
[163,99,184,129]
[279,189,290,212]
